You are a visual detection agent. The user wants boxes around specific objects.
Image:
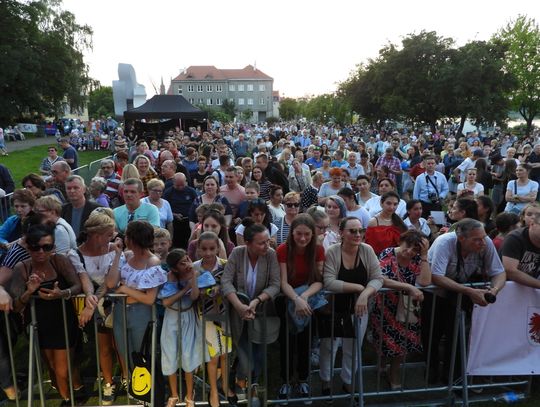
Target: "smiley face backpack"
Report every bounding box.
[129,321,165,405]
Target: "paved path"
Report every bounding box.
[4,135,57,152]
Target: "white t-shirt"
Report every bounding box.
[364,196,407,218]
[235,223,278,238]
[404,217,431,237]
[457,182,484,197]
[505,179,539,213]
[456,158,475,182]
[346,207,371,229]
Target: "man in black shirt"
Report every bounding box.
[163,173,198,249]
[502,211,540,288]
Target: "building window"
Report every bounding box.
[206,85,213,92]
[238,98,245,105]
[189,98,194,104]
[216,98,223,105]
[229,84,235,91]
[207,98,213,106]
[187,84,194,92]
[198,98,204,104]
[247,84,253,91]
[197,85,203,92]
[247,98,253,105]
[238,84,244,91]
[259,84,265,91]
[259,98,265,105]
[177,86,183,95]
[216,84,223,92]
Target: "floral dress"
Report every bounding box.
[193,257,232,358]
[370,248,422,357]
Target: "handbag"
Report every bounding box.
[396,293,420,324]
[129,322,165,406]
[250,301,280,344]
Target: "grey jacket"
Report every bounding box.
[221,246,281,341]
[323,243,383,293]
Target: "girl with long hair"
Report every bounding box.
[365,192,408,255]
[236,199,278,247]
[188,210,234,261]
[276,214,324,401]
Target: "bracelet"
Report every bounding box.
[64,288,72,300]
[256,296,263,304]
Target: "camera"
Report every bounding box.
[484,292,497,304]
[428,192,439,204]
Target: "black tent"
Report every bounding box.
[124,95,207,120]
[123,95,208,138]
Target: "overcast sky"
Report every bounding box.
[63,0,540,99]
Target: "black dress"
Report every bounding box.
[24,259,79,349]
[318,247,368,338]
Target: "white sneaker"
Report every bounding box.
[278,383,292,405]
[297,382,312,405]
[102,382,116,406]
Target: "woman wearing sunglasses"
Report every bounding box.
[275,192,301,246]
[12,224,82,405]
[319,216,383,396]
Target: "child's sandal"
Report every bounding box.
[166,396,179,407]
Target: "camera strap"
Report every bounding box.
[425,174,439,197]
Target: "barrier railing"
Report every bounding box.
[0,192,13,224]
[2,286,532,406]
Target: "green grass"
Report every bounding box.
[0,148,111,187]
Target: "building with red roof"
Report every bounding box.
[168,65,274,122]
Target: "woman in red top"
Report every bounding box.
[276,214,324,402]
[365,192,408,255]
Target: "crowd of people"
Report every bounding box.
[0,121,539,406]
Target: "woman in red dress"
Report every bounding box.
[364,192,407,255]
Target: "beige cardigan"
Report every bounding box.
[323,243,383,293]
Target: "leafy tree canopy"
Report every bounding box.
[0,0,93,123]
[494,15,540,135]
[88,86,114,119]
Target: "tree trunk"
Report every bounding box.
[457,115,467,137]
[526,117,533,136]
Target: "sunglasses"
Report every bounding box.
[345,228,365,235]
[28,243,55,252]
[285,202,300,208]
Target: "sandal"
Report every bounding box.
[166,396,179,407]
[185,393,195,407]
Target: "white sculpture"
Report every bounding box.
[112,63,147,118]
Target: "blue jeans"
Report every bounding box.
[236,327,263,382]
[113,302,153,369]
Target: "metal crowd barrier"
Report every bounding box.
[0,192,13,224]
[2,286,532,406]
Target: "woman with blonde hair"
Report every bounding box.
[72,209,127,404]
[134,154,158,195]
[34,195,77,254]
[458,141,471,158]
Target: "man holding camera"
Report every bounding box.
[422,218,506,383]
[412,155,449,219]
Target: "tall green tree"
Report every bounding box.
[279,98,299,120]
[221,99,235,120]
[385,31,454,131]
[444,40,515,135]
[88,86,114,118]
[0,0,93,122]
[494,15,540,135]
